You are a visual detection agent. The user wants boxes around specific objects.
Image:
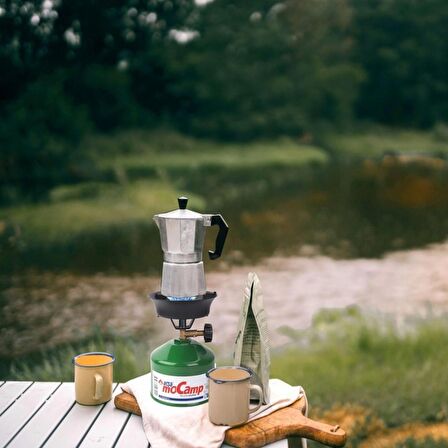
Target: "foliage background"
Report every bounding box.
[1,0,448,201]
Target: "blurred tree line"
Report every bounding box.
[0,0,447,200]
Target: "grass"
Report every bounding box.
[273,307,448,428]
[99,139,326,172]
[3,126,447,261]
[4,333,149,383]
[322,125,448,159]
[4,307,448,446]
[3,125,448,228]
[0,180,204,244]
[0,130,327,248]
[89,129,328,173]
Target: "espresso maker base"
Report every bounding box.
[161,261,206,298]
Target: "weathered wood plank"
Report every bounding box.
[0,382,60,446]
[43,383,119,448]
[7,383,75,448]
[79,384,130,448]
[0,383,312,448]
[0,381,33,415]
[114,414,148,448]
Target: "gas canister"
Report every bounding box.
[150,338,215,406]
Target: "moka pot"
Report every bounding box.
[153,197,228,299]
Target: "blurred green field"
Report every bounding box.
[3,127,448,275]
[91,130,327,171]
[323,125,448,159]
[4,307,448,446]
[0,131,326,244]
[3,126,448,247]
[0,181,185,244]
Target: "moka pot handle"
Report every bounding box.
[206,214,229,260]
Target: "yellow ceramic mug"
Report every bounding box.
[73,352,115,405]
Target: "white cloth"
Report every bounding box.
[122,373,305,448]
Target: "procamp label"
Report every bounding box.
[151,371,208,405]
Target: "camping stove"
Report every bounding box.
[149,197,228,406]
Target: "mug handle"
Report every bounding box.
[248,385,263,414]
[93,373,104,400]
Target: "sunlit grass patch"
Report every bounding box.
[0,180,204,244]
[325,127,448,158]
[272,308,448,428]
[1,130,327,249]
[0,131,329,273]
[87,130,328,175]
[5,333,149,383]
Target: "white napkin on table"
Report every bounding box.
[122,373,305,448]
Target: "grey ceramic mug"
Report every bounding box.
[207,366,263,426]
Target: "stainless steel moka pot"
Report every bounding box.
[153,197,228,299]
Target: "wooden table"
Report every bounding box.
[0,381,288,448]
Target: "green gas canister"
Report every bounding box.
[151,337,215,406]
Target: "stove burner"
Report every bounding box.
[149,291,217,320]
[167,296,198,302]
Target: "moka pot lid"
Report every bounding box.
[153,197,203,221]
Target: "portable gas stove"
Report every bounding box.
[149,197,228,406]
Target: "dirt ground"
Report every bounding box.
[206,240,448,348]
[2,241,448,357]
